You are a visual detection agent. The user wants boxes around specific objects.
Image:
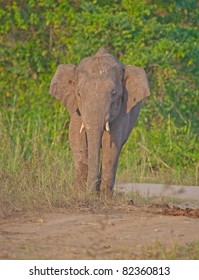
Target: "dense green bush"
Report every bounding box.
[0,0,198,185]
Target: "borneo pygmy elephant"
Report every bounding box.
[49,48,150,195]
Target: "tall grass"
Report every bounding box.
[0,109,74,212]
[0,103,198,213]
[118,113,198,186]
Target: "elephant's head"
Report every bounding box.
[50,48,150,188]
[75,48,124,133]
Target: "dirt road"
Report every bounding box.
[0,204,199,259]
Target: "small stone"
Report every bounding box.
[36,217,44,223]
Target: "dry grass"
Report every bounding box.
[118,168,197,187]
[0,113,198,214]
[139,240,199,260]
[0,149,197,214]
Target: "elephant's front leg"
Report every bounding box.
[69,111,88,189]
[100,130,121,197]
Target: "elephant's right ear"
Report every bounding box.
[49,64,77,116]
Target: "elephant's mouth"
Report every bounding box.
[79,120,110,134]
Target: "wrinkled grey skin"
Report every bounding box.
[50,48,150,195]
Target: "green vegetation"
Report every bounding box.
[0,0,198,211]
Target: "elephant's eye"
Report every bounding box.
[77,91,81,97]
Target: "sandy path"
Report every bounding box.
[0,205,199,259]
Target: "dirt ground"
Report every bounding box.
[0,204,199,260]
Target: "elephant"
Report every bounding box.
[49,48,150,196]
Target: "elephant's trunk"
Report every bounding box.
[86,127,103,191]
[81,100,109,191]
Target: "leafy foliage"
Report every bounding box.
[0,0,198,184]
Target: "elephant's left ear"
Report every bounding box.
[124,66,150,113]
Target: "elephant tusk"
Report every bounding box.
[80,123,85,133]
[105,121,110,132]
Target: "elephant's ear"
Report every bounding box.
[124,66,150,113]
[49,64,77,116]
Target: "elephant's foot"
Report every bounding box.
[99,183,113,200]
[72,162,88,192]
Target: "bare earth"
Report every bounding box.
[0,204,199,260]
